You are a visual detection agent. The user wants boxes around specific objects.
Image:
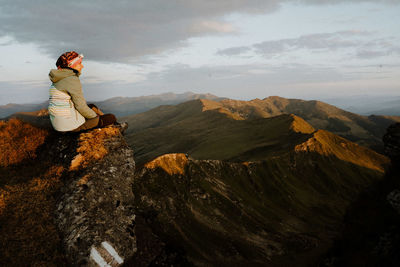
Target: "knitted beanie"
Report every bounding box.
[56,51,82,69]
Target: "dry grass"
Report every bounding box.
[295,130,389,172]
[0,165,66,266]
[0,118,48,167]
[69,127,120,171]
[144,153,188,175]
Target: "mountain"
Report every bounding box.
[319,123,400,266]
[93,91,225,117]
[208,96,400,150]
[0,92,225,119]
[0,102,48,118]
[123,97,400,158]
[368,100,400,116]
[0,111,393,266]
[319,95,400,116]
[131,134,388,265]
[125,100,390,265]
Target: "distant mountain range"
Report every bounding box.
[3,92,400,119]
[0,92,225,118]
[122,97,400,162]
[0,102,48,119]
[320,95,400,116]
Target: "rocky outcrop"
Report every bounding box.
[54,127,136,266]
[384,123,400,215]
[0,119,138,266]
[317,123,400,266]
[383,123,400,166]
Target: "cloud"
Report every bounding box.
[0,0,282,64]
[0,39,14,46]
[217,31,400,59]
[189,21,236,34]
[1,0,398,64]
[130,62,352,99]
[356,50,388,58]
[217,46,252,56]
[298,0,400,4]
[0,80,48,105]
[255,31,371,55]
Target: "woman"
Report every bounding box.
[48,51,117,132]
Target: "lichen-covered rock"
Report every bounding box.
[55,127,136,266]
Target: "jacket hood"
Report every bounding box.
[49,68,80,83]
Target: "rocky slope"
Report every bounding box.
[0,119,136,266]
[317,122,400,266]
[131,140,388,266]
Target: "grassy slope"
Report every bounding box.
[218,96,400,147]
[123,97,399,155]
[124,100,316,165]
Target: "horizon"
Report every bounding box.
[1,1,400,105]
[1,90,400,105]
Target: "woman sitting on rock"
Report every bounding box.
[48,51,118,132]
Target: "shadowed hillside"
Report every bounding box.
[130,144,388,266]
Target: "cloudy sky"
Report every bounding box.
[0,0,399,104]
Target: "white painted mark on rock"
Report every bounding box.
[90,247,111,267]
[101,241,124,264]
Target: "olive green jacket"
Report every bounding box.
[48,69,97,131]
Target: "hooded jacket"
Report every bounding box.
[48,68,97,131]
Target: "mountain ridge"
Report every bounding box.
[123,97,400,156]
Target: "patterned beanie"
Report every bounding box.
[56,51,84,69]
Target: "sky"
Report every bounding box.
[0,0,399,105]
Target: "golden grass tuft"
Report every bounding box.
[144,153,188,175]
[289,114,315,134]
[77,174,91,186]
[69,127,120,171]
[0,118,48,167]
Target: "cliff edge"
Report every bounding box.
[0,119,136,266]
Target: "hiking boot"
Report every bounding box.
[98,114,117,127]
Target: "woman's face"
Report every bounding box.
[72,62,84,73]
